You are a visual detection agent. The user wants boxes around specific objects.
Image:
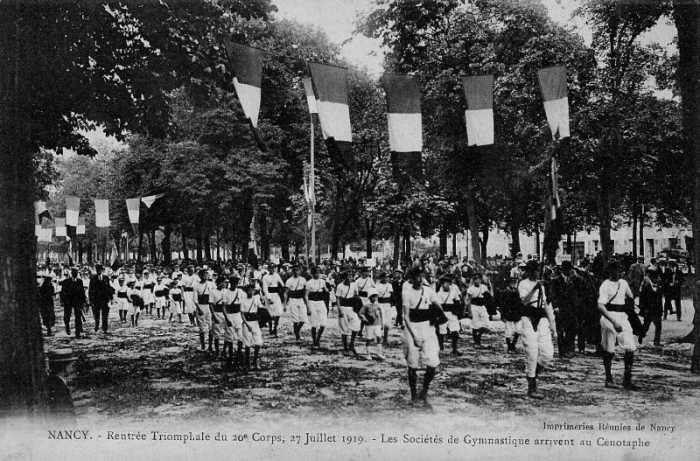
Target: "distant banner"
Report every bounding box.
[463,75,495,146]
[302,78,318,114]
[538,66,570,140]
[55,218,67,237]
[141,193,164,209]
[308,62,352,143]
[77,216,86,235]
[95,199,110,228]
[65,196,80,227]
[38,227,53,243]
[126,198,140,234]
[35,201,53,223]
[224,41,264,127]
[35,214,41,237]
[383,73,423,153]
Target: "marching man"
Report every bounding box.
[336,270,362,356]
[193,268,216,353]
[241,283,264,371]
[262,262,285,337]
[305,266,329,349]
[181,265,197,326]
[375,271,394,347]
[222,277,245,368]
[437,274,463,356]
[402,267,445,407]
[284,263,308,344]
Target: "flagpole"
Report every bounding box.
[309,110,316,266]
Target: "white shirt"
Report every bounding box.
[518,279,547,307]
[467,284,489,299]
[402,285,439,311]
[598,279,632,306]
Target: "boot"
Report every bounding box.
[527,377,544,399]
[199,332,206,351]
[350,331,359,356]
[252,346,260,370]
[535,363,544,378]
[382,327,389,347]
[317,327,325,347]
[134,312,139,326]
[505,338,512,353]
[46,327,53,337]
[472,331,480,347]
[377,342,385,359]
[419,366,437,406]
[207,334,213,354]
[603,352,618,388]
[214,338,220,357]
[311,327,317,347]
[451,332,461,356]
[273,317,280,337]
[130,315,135,327]
[236,341,244,367]
[244,347,251,372]
[408,368,418,402]
[623,351,639,391]
[437,333,445,351]
[341,334,349,354]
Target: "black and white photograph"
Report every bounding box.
[1,0,699,460]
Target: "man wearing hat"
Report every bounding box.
[153,275,168,320]
[193,268,217,353]
[549,260,584,358]
[241,281,264,370]
[284,263,308,344]
[115,277,129,323]
[89,264,114,334]
[391,268,405,328]
[627,256,646,300]
[355,266,376,338]
[437,274,464,355]
[46,348,77,422]
[39,274,56,337]
[518,260,556,399]
[662,259,684,321]
[598,261,638,390]
[466,273,491,348]
[305,266,329,348]
[181,265,197,326]
[402,267,444,407]
[60,267,87,339]
[336,269,362,355]
[141,269,156,316]
[376,271,394,347]
[262,263,285,337]
[638,268,664,346]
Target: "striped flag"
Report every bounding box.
[77,216,86,235]
[95,199,110,228]
[35,201,53,223]
[308,63,352,144]
[302,78,318,114]
[224,41,264,128]
[38,227,53,243]
[141,193,164,209]
[463,75,495,146]
[538,66,570,140]
[126,198,140,234]
[383,73,423,153]
[65,196,80,227]
[55,218,67,237]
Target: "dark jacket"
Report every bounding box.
[89,274,114,306]
[60,277,86,308]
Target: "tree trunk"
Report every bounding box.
[403,229,411,263]
[393,227,400,268]
[535,229,541,260]
[329,221,339,261]
[566,233,572,256]
[78,241,83,264]
[438,226,448,257]
[86,242,93,265]
[149,229,157,262]
[196,225,203,265]
[204,225,212,262]
[510,223,521,258]
[162,225,171,264]
[673,0,700,373]
[598,187,614,260]
[365,218,374,259]
[181,230,188,260]
[137,228,144,263]
[259,212,269,262]
[452,229,457,257]
[0,8,46,414]
[465,185,481,263]
[639,208,645,258]
[480,223,489,260]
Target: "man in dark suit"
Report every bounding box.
[60,267,87,338]
[663,259,684,321]
[89,264,114,334]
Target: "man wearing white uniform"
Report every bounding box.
[403,267,445,407]
[284,264,308,344]
[375,272,394,347]
[193,268,216,353]
[466,273,491,348]
[437,274,463,355]
[223,277,245,369]
[518,260,556,399]
[598,261,638,390]
[336,270,361,356]
[181,265,197,326]
[209,276,227,358]
[262,263,285,337]
[305,266,329,349]
[115,277,129,323]
[241,283,264,371]
[355,266,375,338]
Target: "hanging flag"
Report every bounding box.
[308,62,352,143]
[95,199,110,228]
[224,41,264,128]
[462,75,495,146]
[39,227,53,243]
[141,193,164,209]
[77,216,86,235]
[65,196,80,227]
[538,66,570,140]
[35,201,53,223]
[383,73,423,153]
[302,78,318,114]
[35,213,41,237]
[126,198,140,234]
[55,218,67,237]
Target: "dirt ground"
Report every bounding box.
[42,299,700,425]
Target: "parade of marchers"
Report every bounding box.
[39,248,690,414]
